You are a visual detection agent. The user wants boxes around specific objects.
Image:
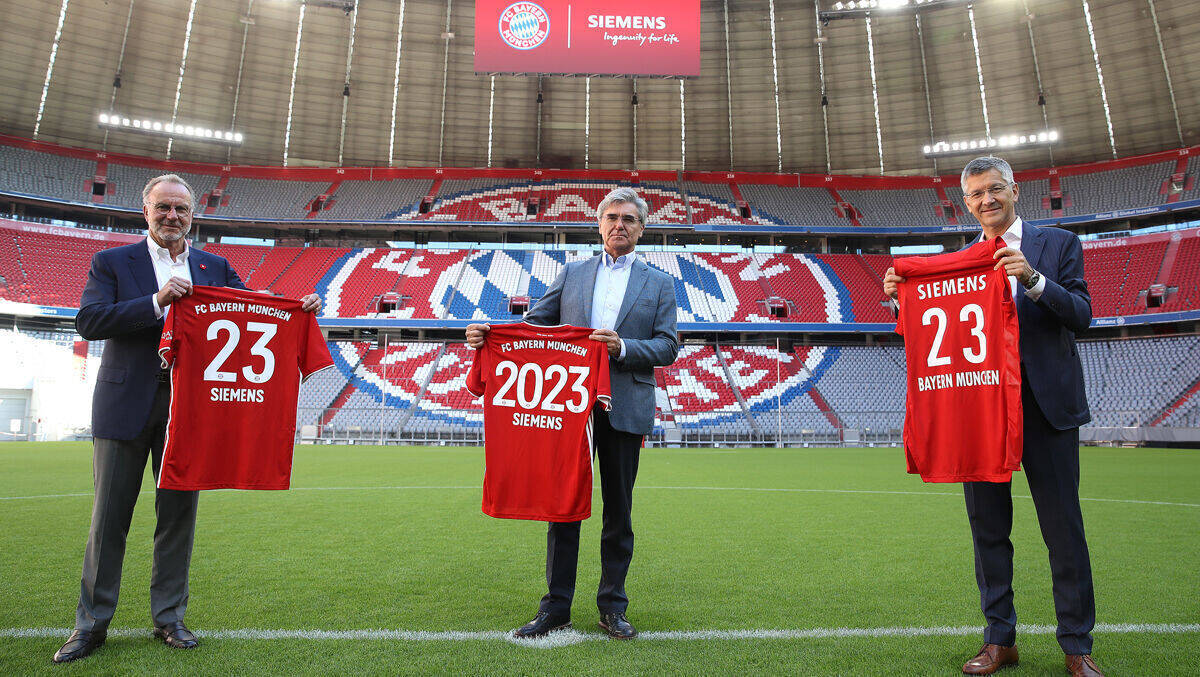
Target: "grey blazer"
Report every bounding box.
[524,253,679,435]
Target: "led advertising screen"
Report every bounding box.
[474,1,701,77]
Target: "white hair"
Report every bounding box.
[960,156,1015,191]
[596,187,648,224]
[142,174,196,210]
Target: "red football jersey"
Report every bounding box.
[157,286,333,490]
[894,238,1023,482]
[466,323,611,522]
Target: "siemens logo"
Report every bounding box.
[587,15,666,30]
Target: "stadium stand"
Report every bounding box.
[815,345,906,433]
[2,139,1197,227]
[219,177,329,219]
[1160,232,1200,312]
[102,164,220,211]
[202,243,268,286]
[1079,335,1200,426]
[737,184,845,226]
[1082,238,1170,316]
[691,252,775,322]
[319,179,432,221]
[0,145,92,202]
[812,253,894,323]
[1060,161,1175,214]
[274,247,354,300]
[838,188,948,227]
[660,344,748,433]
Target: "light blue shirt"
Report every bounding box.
[591,250,634,359]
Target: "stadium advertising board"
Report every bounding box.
[474,1,701,77]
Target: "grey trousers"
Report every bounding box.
[75,381,199,631]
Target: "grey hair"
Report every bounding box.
[142,174,196,210]
[596,187,649,224]
[960,156,1015,191]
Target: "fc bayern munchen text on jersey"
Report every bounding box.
[466,322,611,522]
[157,286,333,490]
[894,237,1023,482]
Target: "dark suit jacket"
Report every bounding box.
[76,240,246,440]
[524,253,678,435]
[973,221,1092,430]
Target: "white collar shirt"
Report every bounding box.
[147,235,192,317]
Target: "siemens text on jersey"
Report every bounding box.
[587,15,666,29]
[917,274,989,301]
[210,387,265,402]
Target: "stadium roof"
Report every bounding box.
[0,0,1196,174]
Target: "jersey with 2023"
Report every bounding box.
[894,237,1023,483]
[157,285,333,490]
[466,323,611,522]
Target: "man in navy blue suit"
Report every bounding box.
[885,157,1102,677]
[53,174,321,663]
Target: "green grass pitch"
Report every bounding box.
[1,442,1197,675]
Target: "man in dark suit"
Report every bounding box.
[466,187,678,640]
[885,157,1101,677]
[53,174,321,663]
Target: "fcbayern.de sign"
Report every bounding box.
[474,0,701,77]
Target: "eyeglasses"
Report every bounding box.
[150,203,191,216]
[964,183,1013,202]
[603,214,641,225]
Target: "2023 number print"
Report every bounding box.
[491,361,590,413]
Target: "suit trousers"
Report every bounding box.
[540,407,642,616]
[963,375,1095,655]
[76,380,199,631]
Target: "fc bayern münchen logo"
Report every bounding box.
[498,2,549,50]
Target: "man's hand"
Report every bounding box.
[466,323,490,349]
[883,267,905,301]
[993,247,1035,286]
[156,276,192,308]
[300,293,322,313]
[589,328,622,358]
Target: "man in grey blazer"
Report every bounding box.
[466,187,678,639]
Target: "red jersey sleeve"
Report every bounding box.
[596,349,611,411]
[465,344,486,397]
[158,305,178,370]
[300,311,334,380]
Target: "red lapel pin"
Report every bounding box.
[199,263,207,270]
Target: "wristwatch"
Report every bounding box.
[1023,269,1042,290]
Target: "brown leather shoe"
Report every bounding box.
[1066,654,1104,677]
[962,643,1019,675]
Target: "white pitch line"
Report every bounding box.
[1,485,1197,508]
[2,623,1197,648]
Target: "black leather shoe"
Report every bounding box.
[153,621,198,649]
[513,611,571,638]
[598,611,637,639]
[52,629,106,663]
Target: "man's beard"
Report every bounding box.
[153,223,189,241]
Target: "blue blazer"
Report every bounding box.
[524,254,679,435]
[973,222,1092,430]
[76,240,246,440]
